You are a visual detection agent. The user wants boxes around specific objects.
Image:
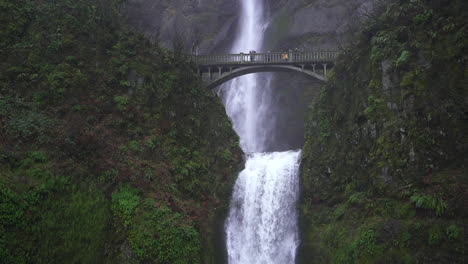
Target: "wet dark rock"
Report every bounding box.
[122,0,239,53]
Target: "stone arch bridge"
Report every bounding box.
[193,51,338,89]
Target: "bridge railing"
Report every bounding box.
[194,51,339,66]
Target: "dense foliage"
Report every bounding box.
[0,0,242,263]
[299,0,467,263]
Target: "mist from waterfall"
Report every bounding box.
[219,0,301,263]
[219,0,273,153]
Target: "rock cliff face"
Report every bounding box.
[265,0,375,51]
[298,0,467,262]
[260,0,377,151]
[122,0,239,53]
[123,0,375,53]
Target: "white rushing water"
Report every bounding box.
[225,151,301,264]
[220,0,301,263]
[220,0,272,153]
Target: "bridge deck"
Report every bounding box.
[193,51,338,66]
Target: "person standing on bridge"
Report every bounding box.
[250,50,257,62]
[294,48,299,61]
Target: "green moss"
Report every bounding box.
[0,0,243,263]
[111,185,140,227]
[128,199,201,263]
[364,95,385,121]
[348,228,384,262]
[428,225,443,246]
[446,225,463,240]
[299,0,467,263]
[395,50,410,67]
[114,95,130,111]
[1,161,110,264]
[128,140,140,152]
[31,189,110,263]
[347,192,368,206]
[400,71,415,87]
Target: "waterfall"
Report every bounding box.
[220,0,272,153]
[225,151,301,264]
[219,0,301,263]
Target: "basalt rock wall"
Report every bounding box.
[261,0,379,151]
[298,0,467,262]
[121,0,239,54]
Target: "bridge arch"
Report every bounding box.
[204,65,326,90]
[194,51,338,89]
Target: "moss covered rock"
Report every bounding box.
[0,0,242,263]
[298,0,467,263]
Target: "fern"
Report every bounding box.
[410,193,447,216]
[347,192,368,205]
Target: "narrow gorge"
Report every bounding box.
[0,0,466,263]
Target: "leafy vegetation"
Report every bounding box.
[410,192,447,216]
[128,199,202,263]
[299,0,467,263]
[0,153,110,263]
[112,185,141,227]
[0,0,242,263]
